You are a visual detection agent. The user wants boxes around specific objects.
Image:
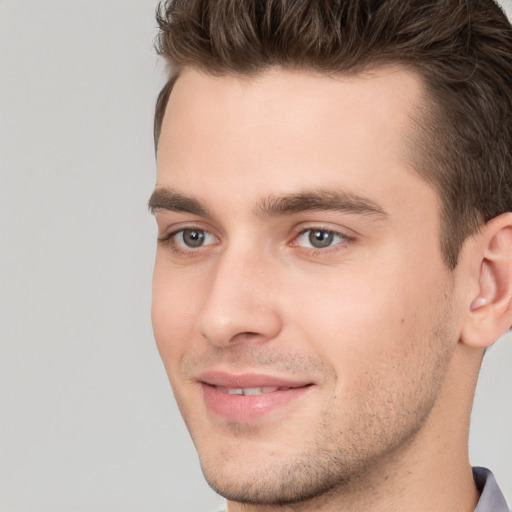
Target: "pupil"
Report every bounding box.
[183,229,205,247]
[309,230,333,248]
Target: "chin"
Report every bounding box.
[201,459,344,506]
[195,437,360,506]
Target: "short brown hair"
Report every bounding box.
[153,0,512,268]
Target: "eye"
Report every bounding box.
[171,228,217,249]
[295,228,347,249]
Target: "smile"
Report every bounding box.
[199,372,314,422]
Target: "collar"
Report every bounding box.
[473,467,510,512]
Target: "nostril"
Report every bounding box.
[233,332,261,342]
[202,330,271,347]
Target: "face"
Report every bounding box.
[151,67,463,506]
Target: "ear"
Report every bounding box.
[461,213,512,348]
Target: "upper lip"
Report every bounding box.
[198,370,313,389]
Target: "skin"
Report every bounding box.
[150,66,511,511]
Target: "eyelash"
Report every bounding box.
[292,227,354,253]
[158,226,216,256]
[158,226,354,256]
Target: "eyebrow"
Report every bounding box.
[148,187,388,220]
[148,188,209,216]
[255,189,388,219]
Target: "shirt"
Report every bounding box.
[473,467,510,512]
[215,467,510,512]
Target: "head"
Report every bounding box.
[150,0,512,509]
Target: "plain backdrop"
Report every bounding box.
[0,1,511,511]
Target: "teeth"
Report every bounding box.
[216,386,282,395]
[244,386,279,395]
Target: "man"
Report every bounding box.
[148,0,512,510]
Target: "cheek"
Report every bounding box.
[151,260,202,372]
[287,257,447,383]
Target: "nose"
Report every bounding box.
[197,248,283,348]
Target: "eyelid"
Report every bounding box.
[158,224,220,254]
[157,219,216,240]
[290,225,355,251]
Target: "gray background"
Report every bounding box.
[0,1,511,510]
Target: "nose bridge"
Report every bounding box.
[198,241,282,347]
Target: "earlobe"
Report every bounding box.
[461,213,512,348]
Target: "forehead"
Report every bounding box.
[156,66,432,216]
[159,65,425,139]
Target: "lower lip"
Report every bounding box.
[202,384,311,422]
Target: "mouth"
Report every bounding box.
[198,371,314,422]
